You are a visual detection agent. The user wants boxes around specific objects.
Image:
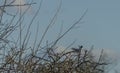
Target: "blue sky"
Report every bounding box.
[2,0,120,50]
[32,0,120,51]
[62,0,120,50]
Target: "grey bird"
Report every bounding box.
[72,45,83,52]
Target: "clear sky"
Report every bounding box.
[1,0,120,72]
[24,0,120,56]
[2,0,120,50]
[32,0,120,51]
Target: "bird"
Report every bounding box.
[79,45,83,49]
[72,45,83,52]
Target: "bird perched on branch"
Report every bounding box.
[72,45,83,52]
